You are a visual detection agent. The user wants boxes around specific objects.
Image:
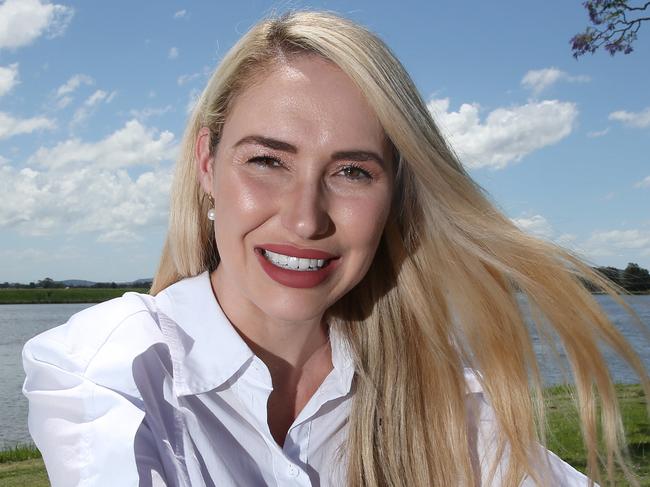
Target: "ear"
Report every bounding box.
[196,127,214,195]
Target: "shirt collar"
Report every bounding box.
[154,271,355,398]
[329,322,356,397]
[154,271,254,396]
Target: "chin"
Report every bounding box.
[255,292,332,324]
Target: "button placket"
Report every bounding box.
[286,462,300,478]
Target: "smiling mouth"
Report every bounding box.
[259,249,333,272]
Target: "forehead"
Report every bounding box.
[220,55,388,152]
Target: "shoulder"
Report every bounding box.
[22,292,165,394]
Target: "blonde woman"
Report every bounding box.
[23,10,649,487]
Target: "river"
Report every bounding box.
[1,296,649,448]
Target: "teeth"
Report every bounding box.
[263,250,329,271]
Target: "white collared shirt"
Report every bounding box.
[22,272,592,486]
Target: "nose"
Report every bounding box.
[280,179,331,239]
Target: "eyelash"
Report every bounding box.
[246,156,374,181]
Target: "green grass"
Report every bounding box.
[0,459,49,487]
[0,444,41,463]
[0,444,48,487]
[0,288,150,304]
[2,385,648,485]
[545,383,649,485]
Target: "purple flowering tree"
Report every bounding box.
[571,0,649,57]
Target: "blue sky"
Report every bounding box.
[0,0,649,283]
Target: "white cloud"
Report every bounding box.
[56,73,93,97]
[55,95,72,109]
[0,247,48,262]
[512,214,554,239]
[0,112,55,139]
[635,175,650,189]
[587,128,610,138]
[168,47,179,59]
[521,68,590,96]
[177,72,202,86]
[609,107,650,128]
[0,162,173,240]
[555,233,578,246]
[29,119,176,169]
[70,89,116,126]
[129,105,173,121]
[178,66,210,86]
[0,0,73,50]
[428,98,578,169]
[0,63,19,96]
[584,230,650,255]
[521,68,563,95]
[0,121,177,241]
[510,215,580,255]
[86,89,108,106]
[186,88,200,114]
[173,9,187,19]
[510,216,650,266]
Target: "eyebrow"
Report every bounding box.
[233,135,386,168]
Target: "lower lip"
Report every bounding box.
[255,250,339,289]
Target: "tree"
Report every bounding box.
[621,262,650,292]
[39,277,55,289]
[571,1,649,57]
[595,266,624,287]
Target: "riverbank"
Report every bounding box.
[0,288,150,304]
[3,289,647,305]
[2,384,647,486]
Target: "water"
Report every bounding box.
[1,296,649,447]
[530,294,650,385]
[0,303,92,448]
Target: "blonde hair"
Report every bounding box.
[152,10,650,486]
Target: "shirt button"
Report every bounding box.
[287,463,299,478]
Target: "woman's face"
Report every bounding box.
[197,55,394,324]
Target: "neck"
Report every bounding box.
[210,267,332,376]
[210,266,335,445]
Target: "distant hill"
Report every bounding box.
[60,278,153,288]
[61,279,96,287]
[132,278,153,285]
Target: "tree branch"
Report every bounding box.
[571,1,648,57]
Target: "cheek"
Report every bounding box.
[217,171,271,212]
[213,170,278,230]
[335,192,391,252]
[211,172,272,264]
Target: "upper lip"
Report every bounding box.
[257,243,339,260]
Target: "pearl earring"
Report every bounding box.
[207,194,216,221]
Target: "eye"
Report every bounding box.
[247,155,283,168]
[338,164,373,182]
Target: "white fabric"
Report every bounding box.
[22,271,593,486]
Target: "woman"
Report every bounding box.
[23,10,649,487]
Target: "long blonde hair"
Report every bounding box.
[152,10,650,486]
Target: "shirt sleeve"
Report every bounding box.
[464,369,596,486]
[22,324,168,487]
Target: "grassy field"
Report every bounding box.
[545,383,649,485]
[0,288,150,304]
[1,385,647,486]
